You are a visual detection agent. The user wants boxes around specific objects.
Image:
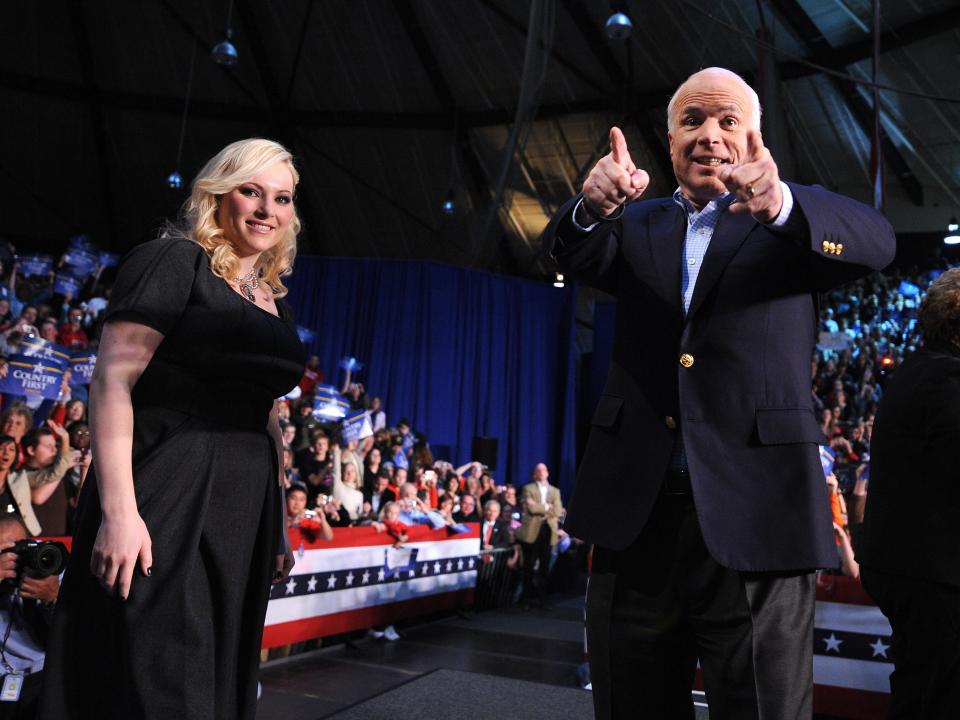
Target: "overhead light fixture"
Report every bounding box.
[441,189,455,215]
[553,272,565,288]
[945,216,960,245]
[605,11,633,40]
[212,1,238,66]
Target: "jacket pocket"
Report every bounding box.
[755,407,823,445]
[591,395,624,428]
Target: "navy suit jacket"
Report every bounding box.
[544,183,895,572]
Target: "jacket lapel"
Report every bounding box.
[686,211,757,321]
[646,201,685,320]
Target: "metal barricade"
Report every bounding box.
[472,546,520,611]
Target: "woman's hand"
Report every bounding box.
[273,548,295,584]
[90,513,152,600]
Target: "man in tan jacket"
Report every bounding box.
[516,463,563,609]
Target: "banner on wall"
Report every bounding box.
[262,525,479,647]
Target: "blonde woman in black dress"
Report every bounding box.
[41,139,306,719]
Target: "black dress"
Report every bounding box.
[39,238,305,719]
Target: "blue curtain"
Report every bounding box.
[286,258,579,498]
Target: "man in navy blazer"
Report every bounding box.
[544,68,895,719]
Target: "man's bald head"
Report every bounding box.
[667,68,761,131]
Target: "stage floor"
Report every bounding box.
[255,593,711,720]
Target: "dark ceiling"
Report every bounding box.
[3,0,959,279]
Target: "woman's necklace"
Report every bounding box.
[234,267,260,302]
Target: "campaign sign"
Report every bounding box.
[341,409,373,444]
[62,248,100,277]
[339,356,363,372]
[0,355,65,400]
[296,326,316,344]
[19,336,71,370]
[53,273,82,297]
[98,251,121,268]
[18,254,54,278]
[313,385,349,420]
[68,234,95,250]
[69,351,97,385]
[820,445,836,477]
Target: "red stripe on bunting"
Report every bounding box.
[262,587,475,647]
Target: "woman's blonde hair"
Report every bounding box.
[168,138,301,297]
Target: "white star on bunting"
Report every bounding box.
[377,569,386,582]
[869,638,890,658]
[285,578,297,595]
[306,576,318,592]
[823,633,843,653]
[362,570,371,584]
[433,561,442,573]
[326,574,337,589]
[345,571,355,586]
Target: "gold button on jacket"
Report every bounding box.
[679,353,695,368]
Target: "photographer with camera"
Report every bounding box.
[0,516,65,718]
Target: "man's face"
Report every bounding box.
[533,463,549,483]
[0,442,17,472]
[282,425,296,445]
[29,434,58,467]
[0,522,25,550]
[376,476,389,492]
[484,503,500,522]
[286,490,307,517]
[504,487,516,503]
[40,322,58,342]
[314,436,329,454]
[461,495,475,514]
[668,70,755,207]
[68,309,82,325]
[70,424,90,450]
[395,468,407,485]
[21,307,37,324]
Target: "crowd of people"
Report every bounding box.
[813,258,957,580]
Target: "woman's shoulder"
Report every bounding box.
[118,237,207,276]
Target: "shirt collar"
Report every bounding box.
[672,188,736,216]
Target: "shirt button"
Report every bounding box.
[679,353,695,368]
[687,257,696,265]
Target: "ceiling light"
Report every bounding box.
[605,12,633,40]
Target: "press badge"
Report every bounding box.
[0,673,23,702]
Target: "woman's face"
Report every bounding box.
[217,162,295,259]
[344,463,358,489]
[67,401,85,422]
[446,477,459,494]
[282,425,296,445]
[0,300,9,317]
[70,424,90,450]
[2,415,26,440]
[368,448,381,465]
[0,441,17,471]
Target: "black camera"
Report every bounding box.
[2,540,68,589]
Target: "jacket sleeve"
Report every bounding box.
[783,183,896,292]
[542,194,621,296]
[26,447,73,489]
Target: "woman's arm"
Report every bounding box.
[88,320,163,600]
[268,403,295,581]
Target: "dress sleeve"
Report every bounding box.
[102,238,205,336]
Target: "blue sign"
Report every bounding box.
[18,254,53,278]
[69,351,97,386]
[68,234,95,250]
[296,325,316,344]
[312,384,349,420]
[339,356,363,372]
[98,251,121,268]
[341,409,372,444]
[819,445,836,477]
[19,336,71,369]
[0,355,66,400]
[62,248,100,277]
[53,273,82,297]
